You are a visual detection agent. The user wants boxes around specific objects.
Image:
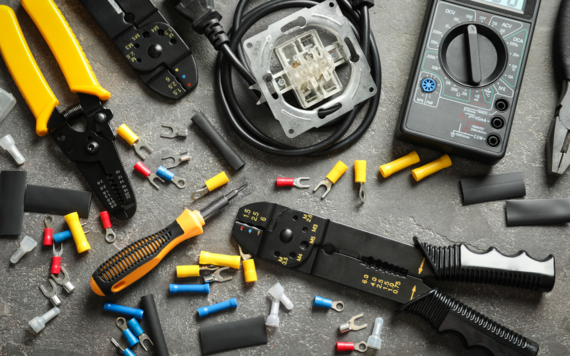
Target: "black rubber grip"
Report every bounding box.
[200,316,267,355]
[0,171,27,236]
[461,171,525,205]
[140,294,169,356]
[506,199,570,226]
[414,237,555,292]
[555,0,570,80]
[24,184,92,218]
[396,289,539,356]
[191,112,245,171]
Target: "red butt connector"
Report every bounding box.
[134,161,152,177]
[100,211,112,229]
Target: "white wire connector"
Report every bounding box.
[0,134,25,165]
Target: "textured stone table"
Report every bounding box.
[0,0,568,355]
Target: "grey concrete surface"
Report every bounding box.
[0,0,569,355]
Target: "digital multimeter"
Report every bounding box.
[397,0,541,164]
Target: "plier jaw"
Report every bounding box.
[547,82,570,176]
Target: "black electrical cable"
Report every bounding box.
[215,0,381,156]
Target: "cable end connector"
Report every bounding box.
[174,0,229,49]
[351,0,374,8]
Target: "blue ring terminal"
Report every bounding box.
[169,284,210,294]
[122,328,139,348]
[53,230,72,243]
[198,298,238,318]
[421,78,436,93]
[156,166,175,182]
[126,318,144,337]
[103,303,144,320]
[313,296,333,309]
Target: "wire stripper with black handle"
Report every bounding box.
[0,0,136,220]
[90,185,246,296]
[78,0,198,100]
[232,202,556,356]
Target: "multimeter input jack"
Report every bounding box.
[495,99,509,112]
[491,117,505,130]
[487,134,501,147]
[421,78,437,93]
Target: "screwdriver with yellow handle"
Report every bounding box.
[90,185,247,296]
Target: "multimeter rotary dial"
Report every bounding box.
[440,23,508,87]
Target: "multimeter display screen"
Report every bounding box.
[472,0,526,12]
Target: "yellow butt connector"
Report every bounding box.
[199,251,241,269]
[354,160,366,203]
[64,212,90,253]
[239,246,257,283]
[379,151,420,178]
[314,161,348,199]
[412,154,452,182]
[191,171,230,202]
[117,124,154,160]
[176,265,200,278]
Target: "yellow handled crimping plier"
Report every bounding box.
[0,0,136,220]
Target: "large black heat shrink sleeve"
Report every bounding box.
[0,171,27,236]
[140,294,169,356]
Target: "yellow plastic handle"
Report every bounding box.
[205,172,230,192]
[243,259,258,283]
[412,154,452,182]
[326,161,348,184]
[379,151,420,178]
[117,124,139,146]
[21,0,110,101]
[0,6,58,137]
[64,212,90,253]
[199,251,241,269]
[355,160,367,183]
[176,265,200,278]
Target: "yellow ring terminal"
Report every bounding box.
[199,251,241,269]
[177,265,200,278]
[326,161,348,184]
[64,212,90,253]
[117,124,139,146]
[205,171,230,192]
[242,259,258,283]
[412,154,452,182]
[379,151,420,178]
[355,161,367,183]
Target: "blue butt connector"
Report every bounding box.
[156,166,175,182]
[313,296,333,309]
[126,318,144,337]
[103,303,144,320]
[170,284,210,294]
[53,230,73,243]
[198,298,238,318]
[122,328,139,348]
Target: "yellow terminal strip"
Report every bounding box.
[379,151,421,178]
[199,251,241,269]
[192,172,230,201]
[117,124,154,160]
[355,161,367,203]
[314,161,348,199]
[412,154,452,182]
[64,212,90,253]
[176,265,200,278]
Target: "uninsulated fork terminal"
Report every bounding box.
[51,266,75,293]
[162,152,190,169]
[39,279,61,307]
[339,314,368,333]
[117,124,154,160]
[134,161,164,190]
[160,124,188,138]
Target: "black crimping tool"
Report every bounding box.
[233,202,556,356]
[79,0,198,100]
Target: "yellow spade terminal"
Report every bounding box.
[412,154,452,182]
[354,160,367,203]
[64,212,90,253]
[379,151,421,178]
[117,124,154,160]
[191,172,230,202]
[239,246,257,283]
[314,161,348,199]
[199,251,241,270]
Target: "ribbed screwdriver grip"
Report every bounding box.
[396,289,539,356]
[413,237,555,292]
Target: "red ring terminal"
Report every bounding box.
[134,161,152,178]
[51,256,61,274]
[336,342,355,352]
[43,228,53,246]
[100,211,112,229]
[276,178,295,187]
